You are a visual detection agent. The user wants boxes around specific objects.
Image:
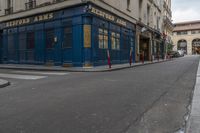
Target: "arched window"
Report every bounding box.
[192,39,200,54]
[177,40,187,54]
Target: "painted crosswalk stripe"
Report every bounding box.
[0,73,47,80]
[12,71,69,76]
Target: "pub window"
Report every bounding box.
[63,27,72,48]
[111,32,120,50]
[27,32,35,49]
[45,29,54,49]
[98,28,108,49]
[177,31,188,35]
[127,0,131,11]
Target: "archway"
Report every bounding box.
[177,40,187,54]
[192,39,200,54]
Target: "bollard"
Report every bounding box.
[107,50,111,69]
[129,48,133,66]
[142,51,144,64]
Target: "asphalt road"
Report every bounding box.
[0,56,199,133]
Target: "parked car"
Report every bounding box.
[168,51,181,58]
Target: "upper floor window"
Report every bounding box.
[127,0,131,11]
[177,31,188,35]
[147,5,150,25]
[5,0,13,15]
[25,0,36,10]
[191,30,200,34]
[139,0,143,21]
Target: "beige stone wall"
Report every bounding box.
[0,0,138,24]
[172,31,200,55]
[0,0,167,33]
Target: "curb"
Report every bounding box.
[186,59,200,133]
[0,79,10,88]
[0,59,174,72]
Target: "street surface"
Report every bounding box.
[0,56,199,133]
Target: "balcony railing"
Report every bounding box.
[25,0,36,10]
[5,7,13,15]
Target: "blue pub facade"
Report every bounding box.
[0,3,136,67]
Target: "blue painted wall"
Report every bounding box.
[0,4,136,67]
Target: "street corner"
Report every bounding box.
[0,79,10,88]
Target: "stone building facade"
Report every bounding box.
[0,0,172,66]
[172,21,200,55]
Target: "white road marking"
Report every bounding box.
[12,71,69,76]
[0,73,47,80]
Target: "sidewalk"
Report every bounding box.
[0,79,9,88]
[0,59,172,72]
[187,61,200,133]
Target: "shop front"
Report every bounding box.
[152,32,163,59]
[136,24,152,62]
[0,3,136,67]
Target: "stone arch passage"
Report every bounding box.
[192,38,200,54]
[177,39,187,54]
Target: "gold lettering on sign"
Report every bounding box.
[5,13,54,28]
[6,18,31,27]
[90,7,127,26]
[91,7,115,22]
[116,19,127,26]
[34,13,54,22]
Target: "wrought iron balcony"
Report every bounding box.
[25,0,36,10]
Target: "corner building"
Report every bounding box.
[0,0,136,67]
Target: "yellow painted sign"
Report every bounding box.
[84,25,91,48]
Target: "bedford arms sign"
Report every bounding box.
[88,5,127,27]
[4,13,54,28]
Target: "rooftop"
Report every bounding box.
[173,20,200,31]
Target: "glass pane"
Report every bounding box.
[99,28,103,34]
[104,29,108,35]
[116,33,120,38]
[104,35,108,49]
[111,36,116,50]
[99,35,103,49]
[116,38,120,50]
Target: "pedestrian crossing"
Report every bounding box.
[0,71,69,80]
[13,71,69,76]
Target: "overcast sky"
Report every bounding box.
[172,0,200,23]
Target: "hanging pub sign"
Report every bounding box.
[4,13,54,28]
[88,5,127,27]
